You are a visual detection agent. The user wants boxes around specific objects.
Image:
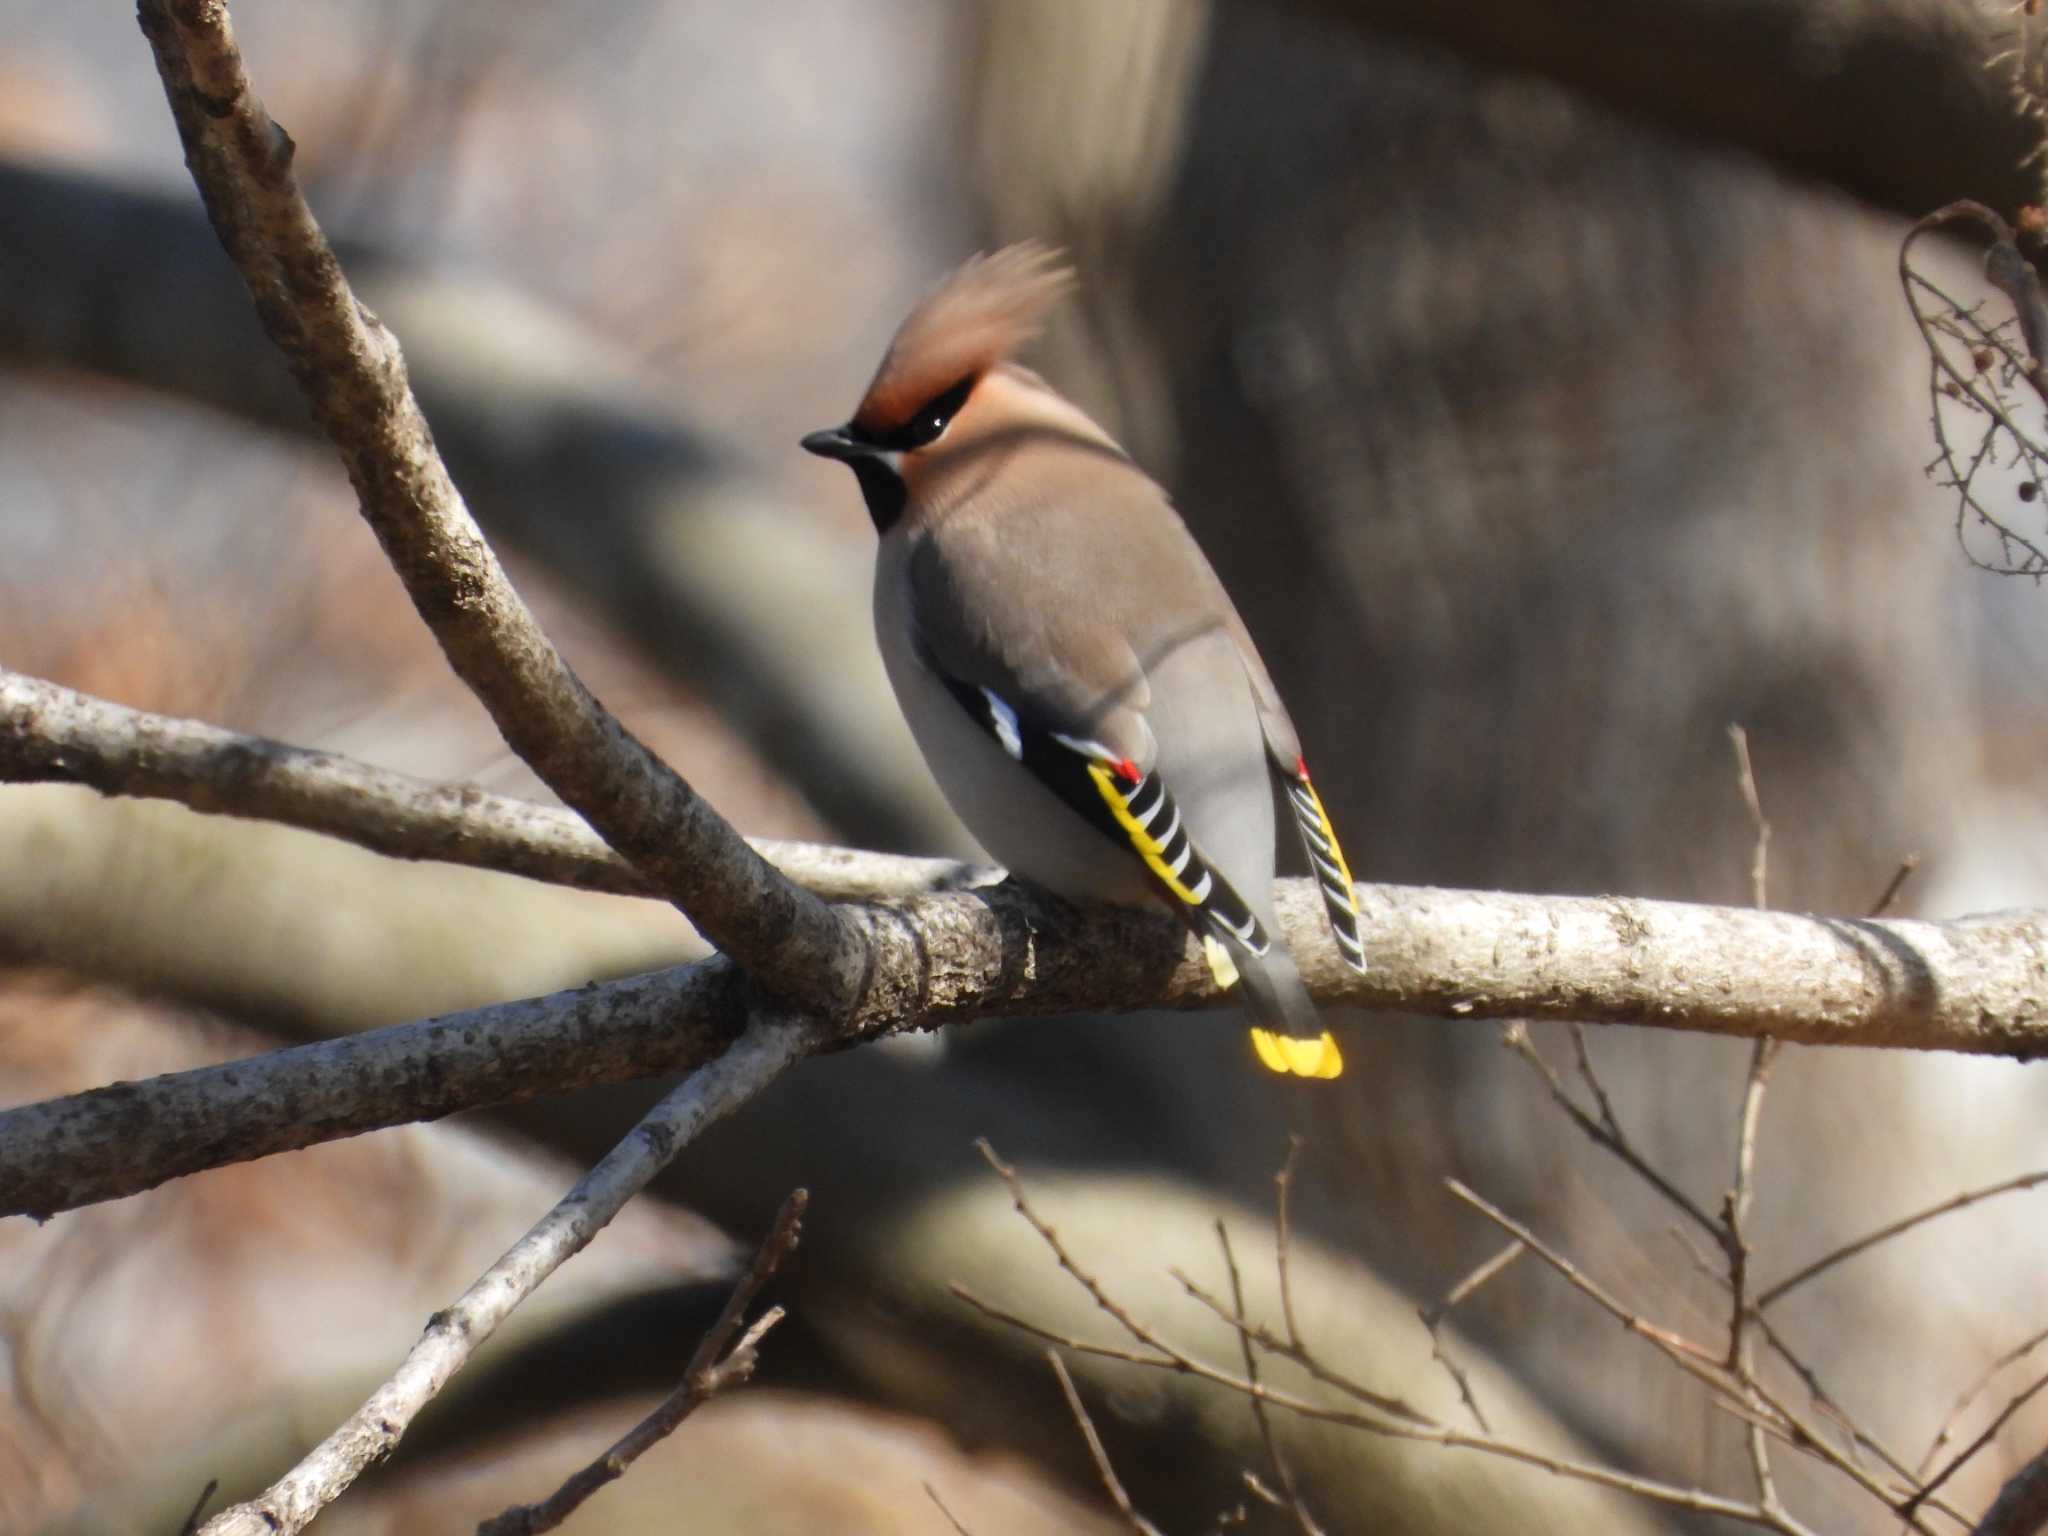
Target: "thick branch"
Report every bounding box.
[135,0,859,1013]
[4,854,2045,1220]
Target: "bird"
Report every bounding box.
[802,242,1366,1077]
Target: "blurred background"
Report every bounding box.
[5,2,2048,1531]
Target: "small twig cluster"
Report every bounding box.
[957,740,2048,1534]
[1900,198,2048,576]
[968,1092,2048,1534]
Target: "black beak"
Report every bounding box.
[801,425,866,462]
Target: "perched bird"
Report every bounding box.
[802,243,1366,1077]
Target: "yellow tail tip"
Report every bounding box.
[1249,1028,1343,1079]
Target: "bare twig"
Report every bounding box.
[1728,724,1771,910]
[1909,1370,2048,1524]
[1168,1269,1432,1427]
[975,1141,1180,1367]
[1417,1240,1523,1434]
[1758,1170,2048,1310]
[177,1479,219,1536]
[923,1483,977,1536]
[195,1016,807,1536]
[478,1189,807,1536]
[1568,1024,1625,1139]
[1445,1181,1724,1379]
[1728,1034,1785,1507]
[976,1141,1430,1427]
[1921,1325,2048,1484]
[964,1158,1830,1532]
[1899,202,2048,578]
[1273,1135,1307,1351]
[1870,855,1923,919]
[1742,1308,1964,1524]
[1449,1181,1941,1533]
[1215,1221,1326,1536]
[1048,1351,1169,1536]
[1504,1023,1723,1245]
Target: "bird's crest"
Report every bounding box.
[853,242,1075,434]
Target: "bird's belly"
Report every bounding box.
[880,630,1156,906]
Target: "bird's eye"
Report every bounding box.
[896,374,977,450]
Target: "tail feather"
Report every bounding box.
[1071,754,1342,1079]
[1282,766,1369,975]
[1205,929,1342,1080]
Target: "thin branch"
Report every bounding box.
[177,1479,219,1536]
[1215,1220,1326,1536]
[923,1483,977,1536]
[1757,1170,2048,1310]
[1047,1351,1168,1536]
[975,1141,1186,1370]
[194,1015,807,1536]
[1728,723,1771,911]
[1870,855,1922,920]
[1450,1181,1941,1533]
[478,1189,807,1536]
[134,0,859,1013]
[1746,1310,1966,1528]
[965,1159,1826,1533]
[1168,1269,1432,1427]
[0,668,974,903]
[975,1143,1431,1427]
[1273,1135,1307,1351]
[1910,1370,2048,1524]
[1921,1325,2048,1484]
[1445,1180,1726,1379]
[1417,1240,1524,1433]
[1899,204,2048,579]
[1728,1035,1785,1502]
[1503,1022,1724,1247]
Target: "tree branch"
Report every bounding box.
[0,668,970,904]
[193,1014,806,1536]
[9,660,2048,1223]
[134,0,859,1015]
[3,794,2046,1221]
[477,1189,805,1536]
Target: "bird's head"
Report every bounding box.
[803,242,1076,532]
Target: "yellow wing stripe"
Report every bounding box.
[1087,761,1208,907]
